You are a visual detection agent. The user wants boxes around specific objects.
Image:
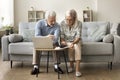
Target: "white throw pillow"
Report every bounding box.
[103,34,114,43]
[110,23,119,35]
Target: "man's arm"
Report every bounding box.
[35,21,42,36]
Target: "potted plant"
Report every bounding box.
[3,25,13,35]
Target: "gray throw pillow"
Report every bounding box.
[88,25,107,42]
[103,34,114,43]
[82,22,109,42]
[117,23,120,36]
[9,34,23,43]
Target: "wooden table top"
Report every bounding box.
[34,47,68,51]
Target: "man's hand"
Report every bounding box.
[47,34,55,40]
[61,41,67,46]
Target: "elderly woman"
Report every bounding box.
[60,9,82,77]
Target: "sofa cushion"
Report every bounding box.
[110,23,119,35]
[22,29,35,42]
[82,22,110,42]
[82,42,113,55]
[9,42,33,55]
[19,22,36,42]
[8,34,23,43]
[117,23,120,36]
[103,34,114,43]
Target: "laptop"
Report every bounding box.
[33,36,53,49]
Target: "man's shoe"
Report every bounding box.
[31,67,39,75]
[54,67,64,74]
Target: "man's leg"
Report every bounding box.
[32,50,41,66]
[52,51,64,74]
[31,50,40,75]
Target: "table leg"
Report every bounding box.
[39,51,42,72]
[35,50,39,77]
[56,51,60,79]
[36,73,38,77]
[63,50,68,73]
[47,51,49,73]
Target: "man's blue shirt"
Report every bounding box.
[35,19,60,44]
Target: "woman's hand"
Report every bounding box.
[69,43,74,48]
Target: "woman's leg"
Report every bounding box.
[68,47,75,72]
[75,60,82,77]
[68,48,74,69]
[74,42,81,72]
[67,42,75,69]
[76,60,80,72]
[70,61,74,68]
[67,41,82,76]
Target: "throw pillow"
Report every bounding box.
[9,34,23,43]
[103,34,114,43]
[110,23,119,35]
[88,24,107,42]
[22,29,35,42]
[117,23,120,36]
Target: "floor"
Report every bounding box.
[1,52,120,80]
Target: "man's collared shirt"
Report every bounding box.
[35,19,60,43]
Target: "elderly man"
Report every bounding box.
[31,11,63,75]
[60,9,82,77]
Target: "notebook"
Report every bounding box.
[33,36,53,49]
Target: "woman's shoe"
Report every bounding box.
[76,72,82,77]
[68,67,74,73]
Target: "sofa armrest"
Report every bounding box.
[1,35,10,61]
[113,35,120,63]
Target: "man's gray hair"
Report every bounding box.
[45,10,56,19]
[65,9,77,20]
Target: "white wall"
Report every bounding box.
[14,0,97,26]
[97,0,120,23]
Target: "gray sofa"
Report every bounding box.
[2,22,120,69]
